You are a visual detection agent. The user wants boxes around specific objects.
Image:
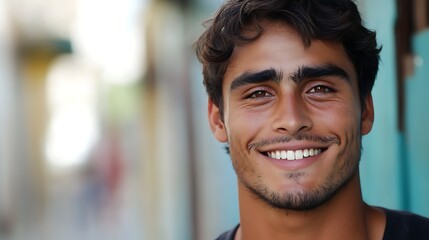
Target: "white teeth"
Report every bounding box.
[303,149,309,157]
[281,151,287,159]
[267,148,322,160]
[295,150,303,160]
[287,150,295,160]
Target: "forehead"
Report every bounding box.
[224,22,357,85]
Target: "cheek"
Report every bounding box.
[227,108,269,139]
[228,108,271,130]
[313,102,361,135]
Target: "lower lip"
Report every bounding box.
[263,152,322,171]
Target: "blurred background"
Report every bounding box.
[0,0,428,239]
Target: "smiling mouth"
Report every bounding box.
[263,148,326,161]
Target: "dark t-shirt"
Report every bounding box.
[382,208,429,239]
[215,208,429,240]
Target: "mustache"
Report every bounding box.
[247,133,340,151]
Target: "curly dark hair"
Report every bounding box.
[195,0,381,117]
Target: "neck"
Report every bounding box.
[236,172,385,240]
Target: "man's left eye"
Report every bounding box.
[308,85,333,93]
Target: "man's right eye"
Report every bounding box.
[248,90,273,98]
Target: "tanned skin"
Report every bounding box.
[208,21,386,240]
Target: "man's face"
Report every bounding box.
[208,22,374,210]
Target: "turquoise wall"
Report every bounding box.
[360,0,429,217]
[358,0,404,210]
[406,30,429,217]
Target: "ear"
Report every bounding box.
[361,94,374,135]
[208,98,228,142]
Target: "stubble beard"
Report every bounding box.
[230,132,362,211]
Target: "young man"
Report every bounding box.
[196,0,429,239]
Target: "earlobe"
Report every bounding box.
[208,98,228,143]
[361,94,375,135]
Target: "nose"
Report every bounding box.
[271,93,312,135]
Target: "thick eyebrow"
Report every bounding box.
[229,64,350,91]
[290,64,350,83]
[230,68,283,91]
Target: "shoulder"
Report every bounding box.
[382,208,429,240]
[215,224,239,240]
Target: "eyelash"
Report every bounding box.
[246,90,273,99]
[307,85,334,94]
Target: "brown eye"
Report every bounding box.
[249,90,272,98]
[308,85,333,94]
